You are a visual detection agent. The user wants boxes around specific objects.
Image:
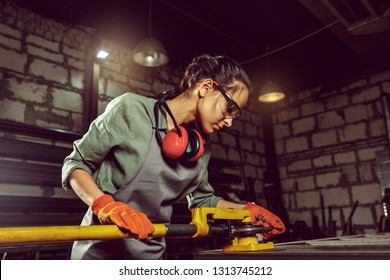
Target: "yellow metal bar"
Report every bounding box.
[0,224,167,245]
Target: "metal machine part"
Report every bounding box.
[0,207,274,252]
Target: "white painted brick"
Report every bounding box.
[321,187,350,206]
[221,132,236,147]
[254,141,265,154]
[210,142,227,159]
[70,69,85,89]
[383,82,390,94]
[7,77,47,103]
[369,70,390,84]
[244,165,257,179]
[296,176,315,191]
[358,162,374,182]
[275,139,284,155]
[326,94,349,110]
[244,122,258,137]
[351,207,375,225]
[0,34,21,50]
[98,99,110,116]
[341,164,358,183]
[0,98,26,122]
[241,138,256,152]
[340,79,368,92]
[339,123,367,142]
[63,45,86,60]
[369,118,386,137]
[26,34,59,52]
[288,211,313,227]
[292,116,315,135]
[318,111,344,129]
[301,101,325,117]
[279,166,287,179]
[358,147,385,161]
[0,23,22,38]
[152,79,170,94]
[288,159,312,172]
[296,89,312,101]
[52,88,83,113]
[316,171,342,188]
[334,151,356,164]
[344,104,368,123]
[29,59,68,84]
[102,69,127,84]
[367,101,383,118]
[281,178,296,192]
[273,123,289,139]
[128,77,151,92]
[27,45,63,63]
[232,119,244,133]
[106,80,130,97]
[68,58,85,70]
[244,151,261,165]
[103,62,121,73]
[277,107,300,123]
[227,147,241,162]
[313,155,333,168]
[285,136,309,153]
[351,86,381,103]
[296,191,321,208]
[0,48,27,73]
[312,129,338,147]
[256,165,265,180]
[250,113,262,127]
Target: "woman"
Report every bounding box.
[61,54,285,259]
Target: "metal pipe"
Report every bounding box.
[0,224,197,245]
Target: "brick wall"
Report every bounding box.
[274,67,390,234]
[0,0,265,198]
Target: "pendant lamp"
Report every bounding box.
[133,0,169,67]
[258,81,285,103]
[258,46,285,103]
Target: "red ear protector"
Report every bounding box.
[154,97,205,161]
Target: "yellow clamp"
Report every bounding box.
[190,207,252,238]
[190,207,274,252]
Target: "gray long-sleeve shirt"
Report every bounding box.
[61,92,222,209]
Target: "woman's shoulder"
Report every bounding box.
[106,92,156,111]
[116,92,155,104]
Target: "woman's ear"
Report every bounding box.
[198,78,214,97]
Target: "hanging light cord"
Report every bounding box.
[240,19,339,66]
[148,0,152,37]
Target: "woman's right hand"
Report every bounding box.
[92,194,155,239]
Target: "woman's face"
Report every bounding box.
[197,80,249,134]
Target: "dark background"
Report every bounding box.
[13,0,390,95]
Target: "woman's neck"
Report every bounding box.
[165,93,197,130]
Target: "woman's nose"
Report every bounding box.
[224,118,233,127]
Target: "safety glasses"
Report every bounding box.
[213,81,242,119]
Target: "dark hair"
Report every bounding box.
[159,54,250,99]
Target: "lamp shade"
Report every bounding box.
[133,37,169,67]
[258,81,285,103]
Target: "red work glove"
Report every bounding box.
[92,194,155,239]
[244,202,286,239]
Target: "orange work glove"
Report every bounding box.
[244,202,286,239]
[91,194,155,239]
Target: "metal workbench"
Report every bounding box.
[194,233,390,260]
